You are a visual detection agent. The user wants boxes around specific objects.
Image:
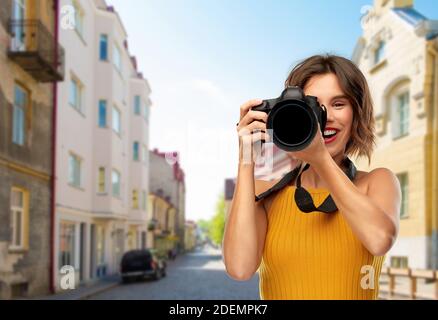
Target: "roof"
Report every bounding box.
[392,7,427,26]
[392,7,438,40]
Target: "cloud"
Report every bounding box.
[191,78,230,107]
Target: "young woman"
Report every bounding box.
[222,54,401,300]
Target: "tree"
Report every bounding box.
[209,194,225,246]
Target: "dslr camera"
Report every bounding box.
[252,86,328,152]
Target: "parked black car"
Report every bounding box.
[120,249,167,283]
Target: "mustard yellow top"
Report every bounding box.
[259,185,385,300]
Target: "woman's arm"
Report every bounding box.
[312,152,401,256]
[222,99,270,281]
[222,164,268,281]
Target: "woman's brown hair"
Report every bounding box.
[285,54,376,165]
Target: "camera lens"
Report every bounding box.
[270,102,315,150]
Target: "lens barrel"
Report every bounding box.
[252,87,326,152]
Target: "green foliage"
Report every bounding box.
[197,219,210,233]
[209,194,225,246]
[196,194,226,246]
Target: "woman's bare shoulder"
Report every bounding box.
[354,167,398,194]
[255,178,282,196]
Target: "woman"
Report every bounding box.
[222,54,401,300]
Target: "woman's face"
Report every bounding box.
[302,73,354,158]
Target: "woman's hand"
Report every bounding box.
[288,123,330,166]
[236,99,271,164]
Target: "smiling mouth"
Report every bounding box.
[323,130,339,139]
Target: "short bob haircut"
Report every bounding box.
[285,54,376,165]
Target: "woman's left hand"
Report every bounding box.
[288,123,329,165]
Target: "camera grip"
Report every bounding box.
[251,101,269,113]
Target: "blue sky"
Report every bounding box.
[106,0,438,221]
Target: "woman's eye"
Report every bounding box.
[333,103,345,108]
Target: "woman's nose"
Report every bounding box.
[324,105,335,122]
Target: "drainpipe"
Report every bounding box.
[49,0,60,294]
[430,40,438,269]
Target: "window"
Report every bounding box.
[134,95,141,115]
[96,226,105,265]
[112,106,121,135]
[113,44,121,72]
[133,142,139,161]
[391,91,410,139]
[397,173,409,219]
[69,76,83,113]
[398,92,409,136]
[13,84,27,145]
[132,189,139,209]
[374,41,385,65]
[143,104,149,121]
[142,145,147,164]
[73,0,84,38]
[98,167,105,193]
[390,256,408,268]
[98,100,107,127]
[112,169,121,197]
[10,187,28,250]
[68,153,82,188]
[11,0,26,51]
[142,190,146,211]
[59,221,76,268]
[99,34,108,61]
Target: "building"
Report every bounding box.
[148,149,185,254]
[352,0,438,268]
[54,0,152,290]
[224,178,236,219]
[0,0,65,298]
[184,220,197,252]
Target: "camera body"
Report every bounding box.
[252,86,327,152]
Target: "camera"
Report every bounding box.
[251,86,327,152]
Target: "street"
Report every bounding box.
[87,245,260,300]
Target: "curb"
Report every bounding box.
[77,281,120,300]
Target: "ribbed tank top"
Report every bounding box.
[258,185,385,300]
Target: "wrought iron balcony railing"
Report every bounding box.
[7,19,65,82]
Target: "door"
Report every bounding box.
[89,224,96,279]
[79,223,86,282]
[113,229,124,273]
[11,0,26,51]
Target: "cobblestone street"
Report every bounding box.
[87,245,260,300]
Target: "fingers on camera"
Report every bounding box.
[237,111,268,130]
[240,99,264,119]
[239,130,270,143]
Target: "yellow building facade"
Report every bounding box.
[147,193,178,254]
[353,0,438,268]
[0,0,64,298]
[184,221,197,252]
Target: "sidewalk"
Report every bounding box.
[36,253,184,300]
[35,275,120,300]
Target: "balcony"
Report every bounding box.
[7,19,65,82]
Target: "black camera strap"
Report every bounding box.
[255,157,357,214]
[255,165,303,202]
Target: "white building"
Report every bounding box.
[54,0,152,289]
[353,0,438,269]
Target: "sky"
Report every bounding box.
[105,0,438,222]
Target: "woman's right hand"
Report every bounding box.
[236,99,271,164]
